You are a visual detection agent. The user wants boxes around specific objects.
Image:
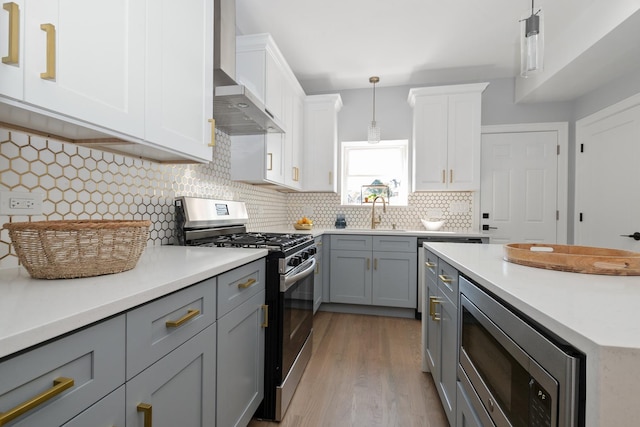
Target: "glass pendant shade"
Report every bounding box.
[520,6,544,77]
[367,76,380,144]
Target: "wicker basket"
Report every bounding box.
[3,220,151,279]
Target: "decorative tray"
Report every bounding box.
[503,243,640,276]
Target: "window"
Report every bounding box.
[340,140,409,205]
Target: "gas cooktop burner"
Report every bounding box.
[197,232,312,251]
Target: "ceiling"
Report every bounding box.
[235,0,640,101]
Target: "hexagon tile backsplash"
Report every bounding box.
[1,126,473,269]
[0,127,288,269]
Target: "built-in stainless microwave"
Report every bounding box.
[458,276,585,427]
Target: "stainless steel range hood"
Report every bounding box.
[214,0,284,135]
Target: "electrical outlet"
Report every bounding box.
[0,191,43,215]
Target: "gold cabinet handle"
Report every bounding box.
[438,274,452,284]
[429,296,441,321]
[237,278,256,289]
[40,23,55,80]
[425,261,436,269]
[366,258,370,270]
[449,169,453,183]
[267,153,273,171]
[441,169,446,184]
[137,403,152,427]
[373,258,378,270]
[328,171,333,185]
[165,309,200,328]
[208,118,215,147]
[261,304,269,328]
[0,377,74,426]
[2,2,19,65]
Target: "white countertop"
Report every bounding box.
[0,245,267,360]
[263,226,488,240]
[424,242,640,426]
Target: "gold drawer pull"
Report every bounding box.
[238,278,256,289]
[208,118,215,147]
[261,304,269,328]
[267,153,273,171]
[438,274,452,284]
[374,258,378,270]
[137,403,152,427]
[441,169,445,184]
[0,377,74,426]
[429,296,442,321]
[40,23,55,80]
[165,309,200,328]
[2,2,19,65]
[425,261,436,268]
[450,169,453,183]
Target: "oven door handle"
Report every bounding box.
[281,258,316,293]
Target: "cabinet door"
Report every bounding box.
[456,382,483,427]
[303,94,342,192]
[329,249,371,304]
[217,290,266,427]
[264,50,284,120]
[437,293,458,426]
[126,324,216,427]
[372,250,417,308]
[412,95,448,191]
[313,237,324,313]
[424,275,439,373]
[0,0,24,100]
[266,133,285,184]
[62,386,125,427]
[23,0,145,138]
[447,92,482,190]
[145,0,214,162]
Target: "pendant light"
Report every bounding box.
[368,76,380,144]
[520,0,544,77]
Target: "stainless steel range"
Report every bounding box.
[174,196,315,421]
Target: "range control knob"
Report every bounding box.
[300,251,310,260]
[307,247,317,255]
[288,256,301,267]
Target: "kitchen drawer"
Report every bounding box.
[373,235,417,252]
[424,249,438,282]
[330,235,373,251]
[126,277,216,379]
[217,258,266,318]
[437,258,459,306]
[0,315,125,427]
[62,385,125,427]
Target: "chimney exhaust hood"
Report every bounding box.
[213,0,284,135]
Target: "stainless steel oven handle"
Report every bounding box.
[281,258,316,293]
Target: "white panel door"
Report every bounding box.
[481,131,558,243]
[24,0,145,137]
[575,104,640,250]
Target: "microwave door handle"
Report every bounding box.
[281,258,316,292]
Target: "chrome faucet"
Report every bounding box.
[371,196,387,229]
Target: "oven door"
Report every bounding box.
[280,257,315,377]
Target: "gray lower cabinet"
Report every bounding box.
[216,258,266,427]
[62,386,125,427]
[313,236,324,313]
[0,315,125,427]
[329,235,417,308]
[424,248,459,426]
[126,324,217,427]
[456,382,482,427]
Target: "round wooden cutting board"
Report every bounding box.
[503,243,640,276]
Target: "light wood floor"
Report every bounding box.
[248,311,448,427]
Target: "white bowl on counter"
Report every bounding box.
[421,219,445,231]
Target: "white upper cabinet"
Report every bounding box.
[409,83,488,191]
[303,94,342,192]
[232,33,306,190]
[144,0,214,162]
[23,0,145,139]
[0,0,24,100]
[0,0,214,163]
